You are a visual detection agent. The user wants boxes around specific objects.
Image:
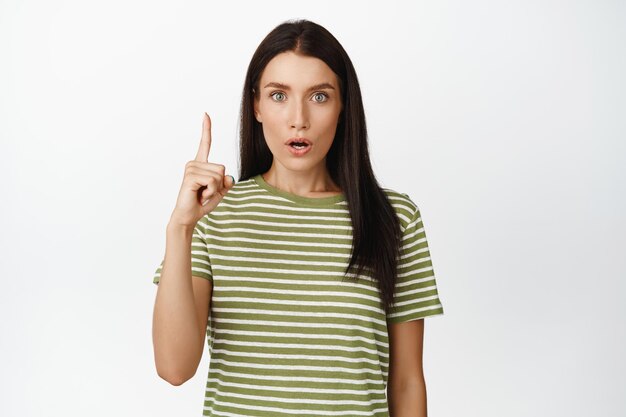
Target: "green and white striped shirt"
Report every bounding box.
[153,173,444,416]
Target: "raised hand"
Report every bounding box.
[170,113,235,228]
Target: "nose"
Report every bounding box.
[289,100,309,130]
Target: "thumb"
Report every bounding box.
[224,175,236,189]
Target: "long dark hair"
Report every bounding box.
[237,19,402,316]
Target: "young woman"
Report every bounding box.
[152,19,444,417]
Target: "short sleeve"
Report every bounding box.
[152,216,213,285]
[386,202,444,323]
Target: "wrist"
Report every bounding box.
[166,218,195,235]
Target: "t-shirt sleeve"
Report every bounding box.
[152,216,213,285]
[386,201,444,323]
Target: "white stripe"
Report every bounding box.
[211,308,388,327]
[399,253,432,269]
[212,264,372,276]
[208,349,383,366]
[402,223,425,240]
[207,244,352,258]
[210,253,360,268]
[205,223,353,238]
[215,285,381,302]
[212,296,384,316]
[387,303,444,319]
[210,210,352,223]
[400,236,429,253]
[209,357,385,374]
[216,201,349,213]
[205,367,387,384]
[203,233,354,248]
[213,318,389,338]
[394,274,436,289]
[211,275,378,291]
[392,293,441,307]
[397,265,434,279]
[216,328,388,350]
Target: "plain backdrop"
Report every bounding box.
[1,0,624,416]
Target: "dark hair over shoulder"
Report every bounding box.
[237,18,402,316]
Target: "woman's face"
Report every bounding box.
[254,51,343,174]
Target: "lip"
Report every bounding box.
[284,137,312,146]
[285,139,313,156]
[286,144,313,156]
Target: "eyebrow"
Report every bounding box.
[263,82,336,92]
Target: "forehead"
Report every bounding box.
[260,51,338,88]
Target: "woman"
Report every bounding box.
[152,18,444,417]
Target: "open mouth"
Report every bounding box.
[286,138,312,150]
[285,138,313,156]
[290,142,310,149]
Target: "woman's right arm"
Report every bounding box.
[151,113,234,385]
[152,222,212,385]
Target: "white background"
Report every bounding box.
[1,0,624,415]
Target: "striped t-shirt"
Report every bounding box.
[153,173,444,416]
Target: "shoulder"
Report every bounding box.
[381,187,421,231]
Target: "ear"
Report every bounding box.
[253,96,262,123]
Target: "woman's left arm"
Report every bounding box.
[387,319,428,417]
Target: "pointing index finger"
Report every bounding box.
[195,112,212,162]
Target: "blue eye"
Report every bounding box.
[270,91,285,101]
[313,92,329,103]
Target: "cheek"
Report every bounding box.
[318,111,341,136]
[259,108,284,131]
[261,118,283,144]
[260,117,285,151]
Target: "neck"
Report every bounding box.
[262,163,342,197]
